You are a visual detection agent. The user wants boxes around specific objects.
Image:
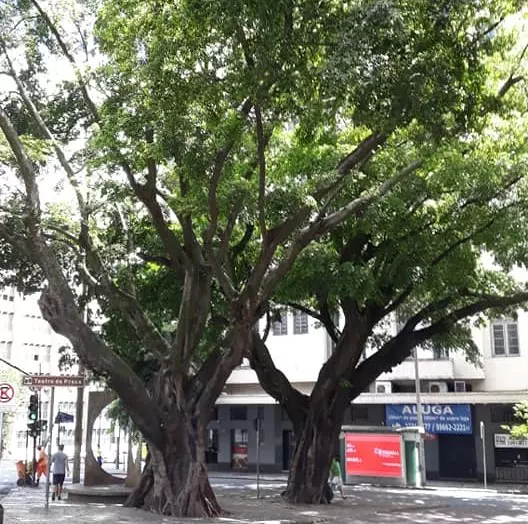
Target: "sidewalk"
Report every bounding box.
[0,481,452,524]
[2,475,528,524]
[209,470,528,495]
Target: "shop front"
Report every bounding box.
[494,433,528,482]
[386,403,475,480]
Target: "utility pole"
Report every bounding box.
[115,425,121,469]
[72,363,85,483]
[413,348,426,487]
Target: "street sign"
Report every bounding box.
[55,411,74,423]
[22,375,85,388]
[0,384,14,403]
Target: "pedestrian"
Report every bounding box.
[330,456,346,499]
[96,446,103,467]
[50,444,69,501]
[35,445,48,485]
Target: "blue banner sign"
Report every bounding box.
[385,404,472,434]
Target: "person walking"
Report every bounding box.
[330,456,346,499]
[35,446,48,485]
[96,446,103,467]
[50,444,69,501]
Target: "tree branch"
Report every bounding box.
[249,331,309,422]
[255,105,267,242]
[347,290,528,401]
[257,160,422,304]
[498,43,528,98]
[0,107,163,447]
[1,38,89,234]
[28,0,99,121]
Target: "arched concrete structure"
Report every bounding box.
[84,390,125,486]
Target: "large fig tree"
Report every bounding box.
[249,2,528,503]
[1,0,526,516]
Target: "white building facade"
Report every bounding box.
[0,287,83,458]
[207,309,528,483]
[3,286,527,481]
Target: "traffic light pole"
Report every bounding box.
[45,387,55,509]
[31,434,37,486]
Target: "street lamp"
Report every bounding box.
[413,348,426,487]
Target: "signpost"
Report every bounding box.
[22,376,85,388]
[21,377,83,508]
[480,421,487,489]
[45,387,55,509]
[254,418,261,499]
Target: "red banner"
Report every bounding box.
[345,433,403,478]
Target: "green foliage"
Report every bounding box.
[503,401,528,439]
[1,0,528,448]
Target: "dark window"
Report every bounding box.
[230,406,247,420]
[257,406,265,421]
[293,312,308,335]
[272,311,288,336]
[433,347,449,359]
[490,405,515,423]
[350,405,369,422]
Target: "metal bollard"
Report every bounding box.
[0,502,4,524]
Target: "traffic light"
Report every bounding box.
[28,394,38,422]
[27,422,38,438]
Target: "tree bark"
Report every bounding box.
[126,411,222,517]
[283,389,348,504]
[72,368,84,484]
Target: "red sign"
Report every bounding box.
[0,384,14,403]
[345,433,403,478]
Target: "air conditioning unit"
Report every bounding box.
[429,381,448,393]
[454,380,467,393]
[375,381,392,394]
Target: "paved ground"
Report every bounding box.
[0,460,528,523]
[3,481,528,523]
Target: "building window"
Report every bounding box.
[230,406,247,421]
[491,405,515,423]
[293,311,308,335]
[350,405,369,422]
[272,311,288,336]
[433,347,449,360]
[492,320,520,356]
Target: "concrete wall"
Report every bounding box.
[228,314,330,385]
[475,313,528,391]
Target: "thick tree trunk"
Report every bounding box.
[283,402,344,504]
[126,426,222,517]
